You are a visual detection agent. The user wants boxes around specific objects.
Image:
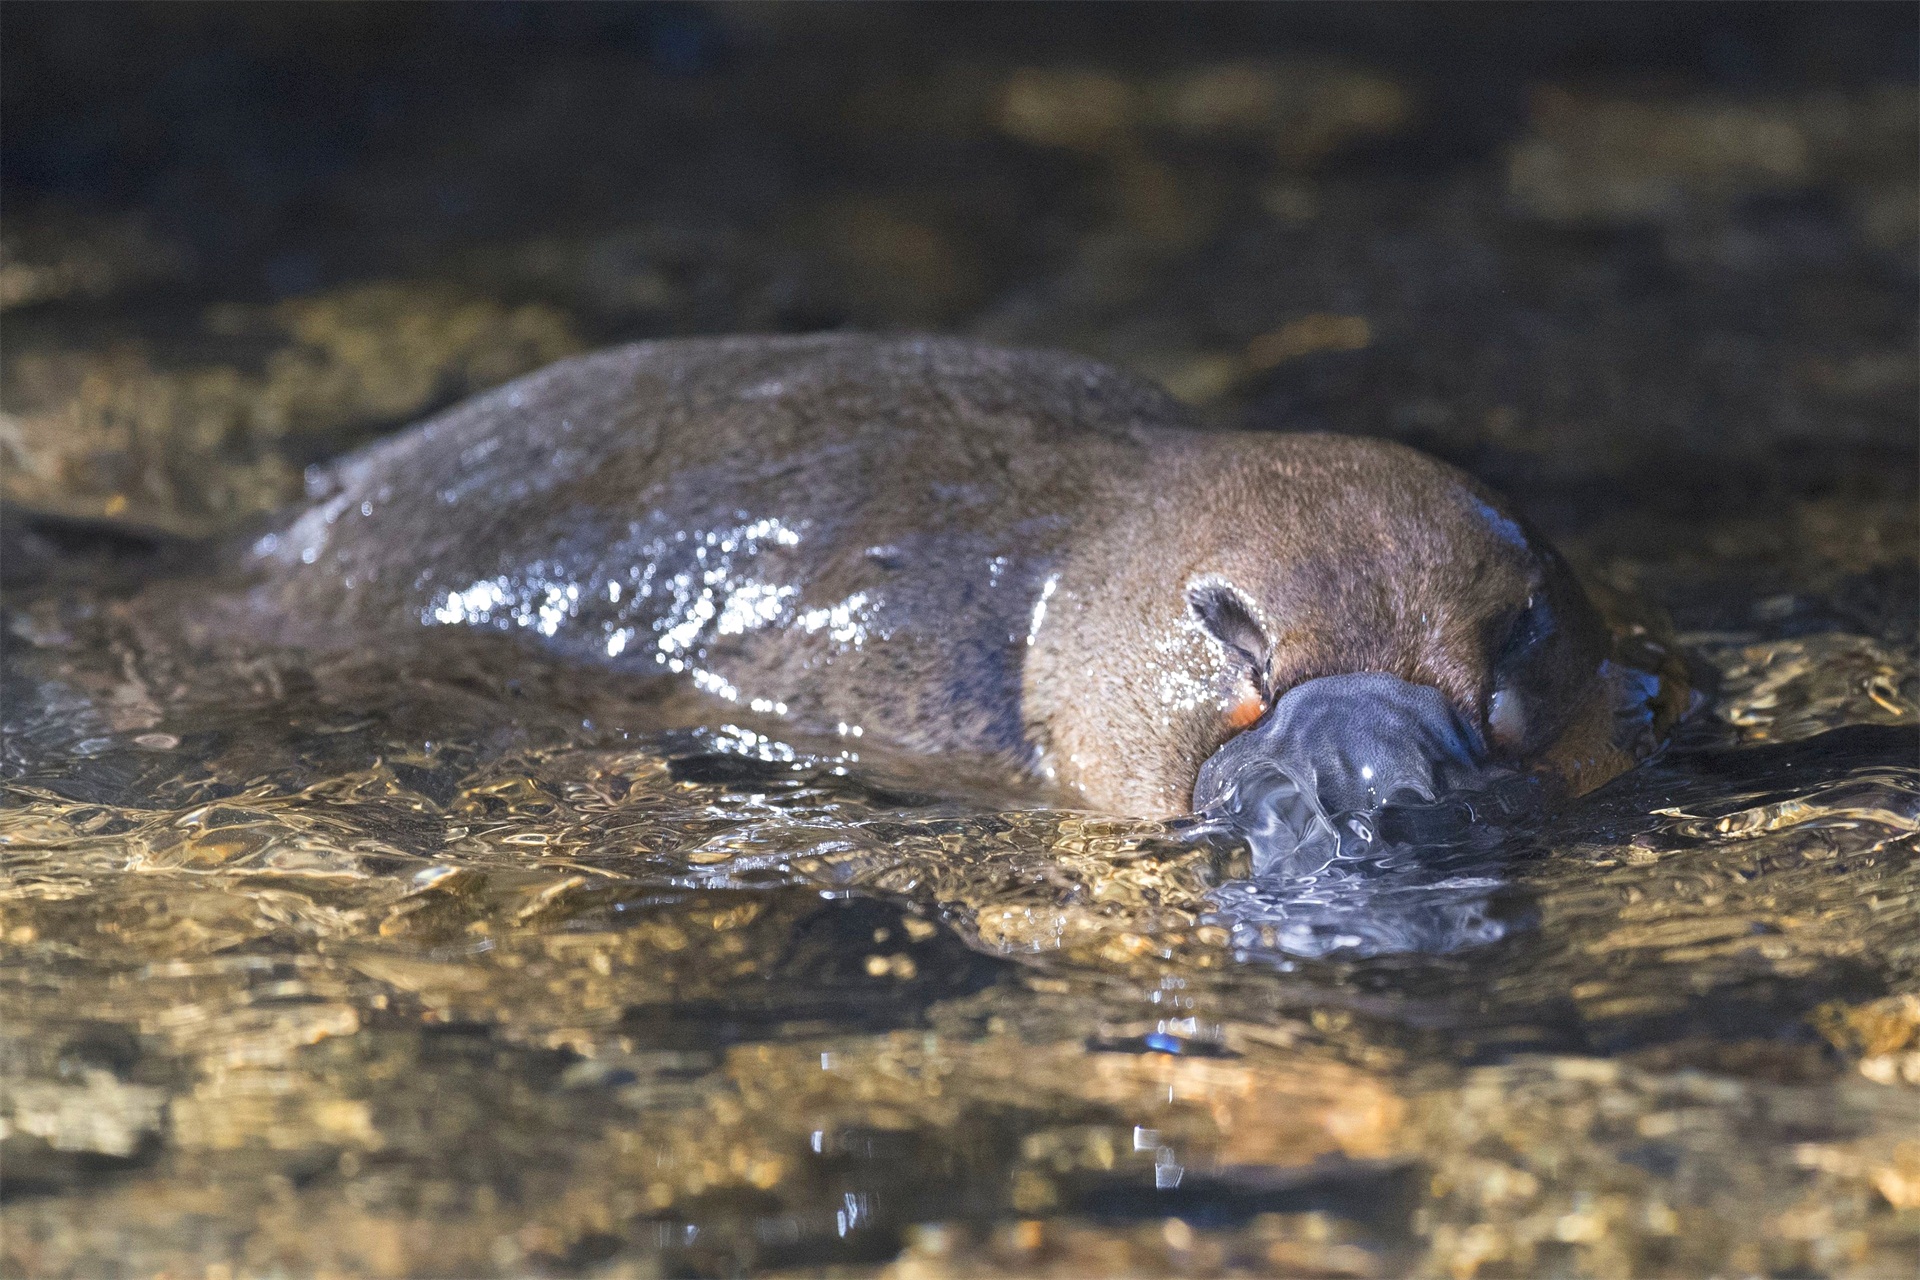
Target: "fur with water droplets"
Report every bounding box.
[243,333,1678,815]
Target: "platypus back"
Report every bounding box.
[243,335,1180,768]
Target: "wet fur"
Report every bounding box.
[246,334,1649,815]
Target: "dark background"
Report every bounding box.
[7,4,1913,298]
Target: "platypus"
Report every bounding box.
[242,334,1684,820]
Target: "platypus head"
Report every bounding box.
[1023,432,1684,835]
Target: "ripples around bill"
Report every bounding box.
[1192,803,1523,963]
[2,579,1917,1277]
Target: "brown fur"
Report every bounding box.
[245,334,1666,816]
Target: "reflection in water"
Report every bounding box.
[1202,843,1515,963]
[2,569,1916,1275]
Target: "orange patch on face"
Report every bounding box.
[1226,695,1267,731]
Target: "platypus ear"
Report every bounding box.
[1186,580,1270,679]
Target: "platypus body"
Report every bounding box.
[246,334,1681,818]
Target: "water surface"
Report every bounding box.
[2,520,1915,1277]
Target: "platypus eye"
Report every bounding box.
[1488,595,1554,750]
[1495,595,1553,671]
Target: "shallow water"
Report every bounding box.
[3,528,1916,1277]
[3,5,1918,1276]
